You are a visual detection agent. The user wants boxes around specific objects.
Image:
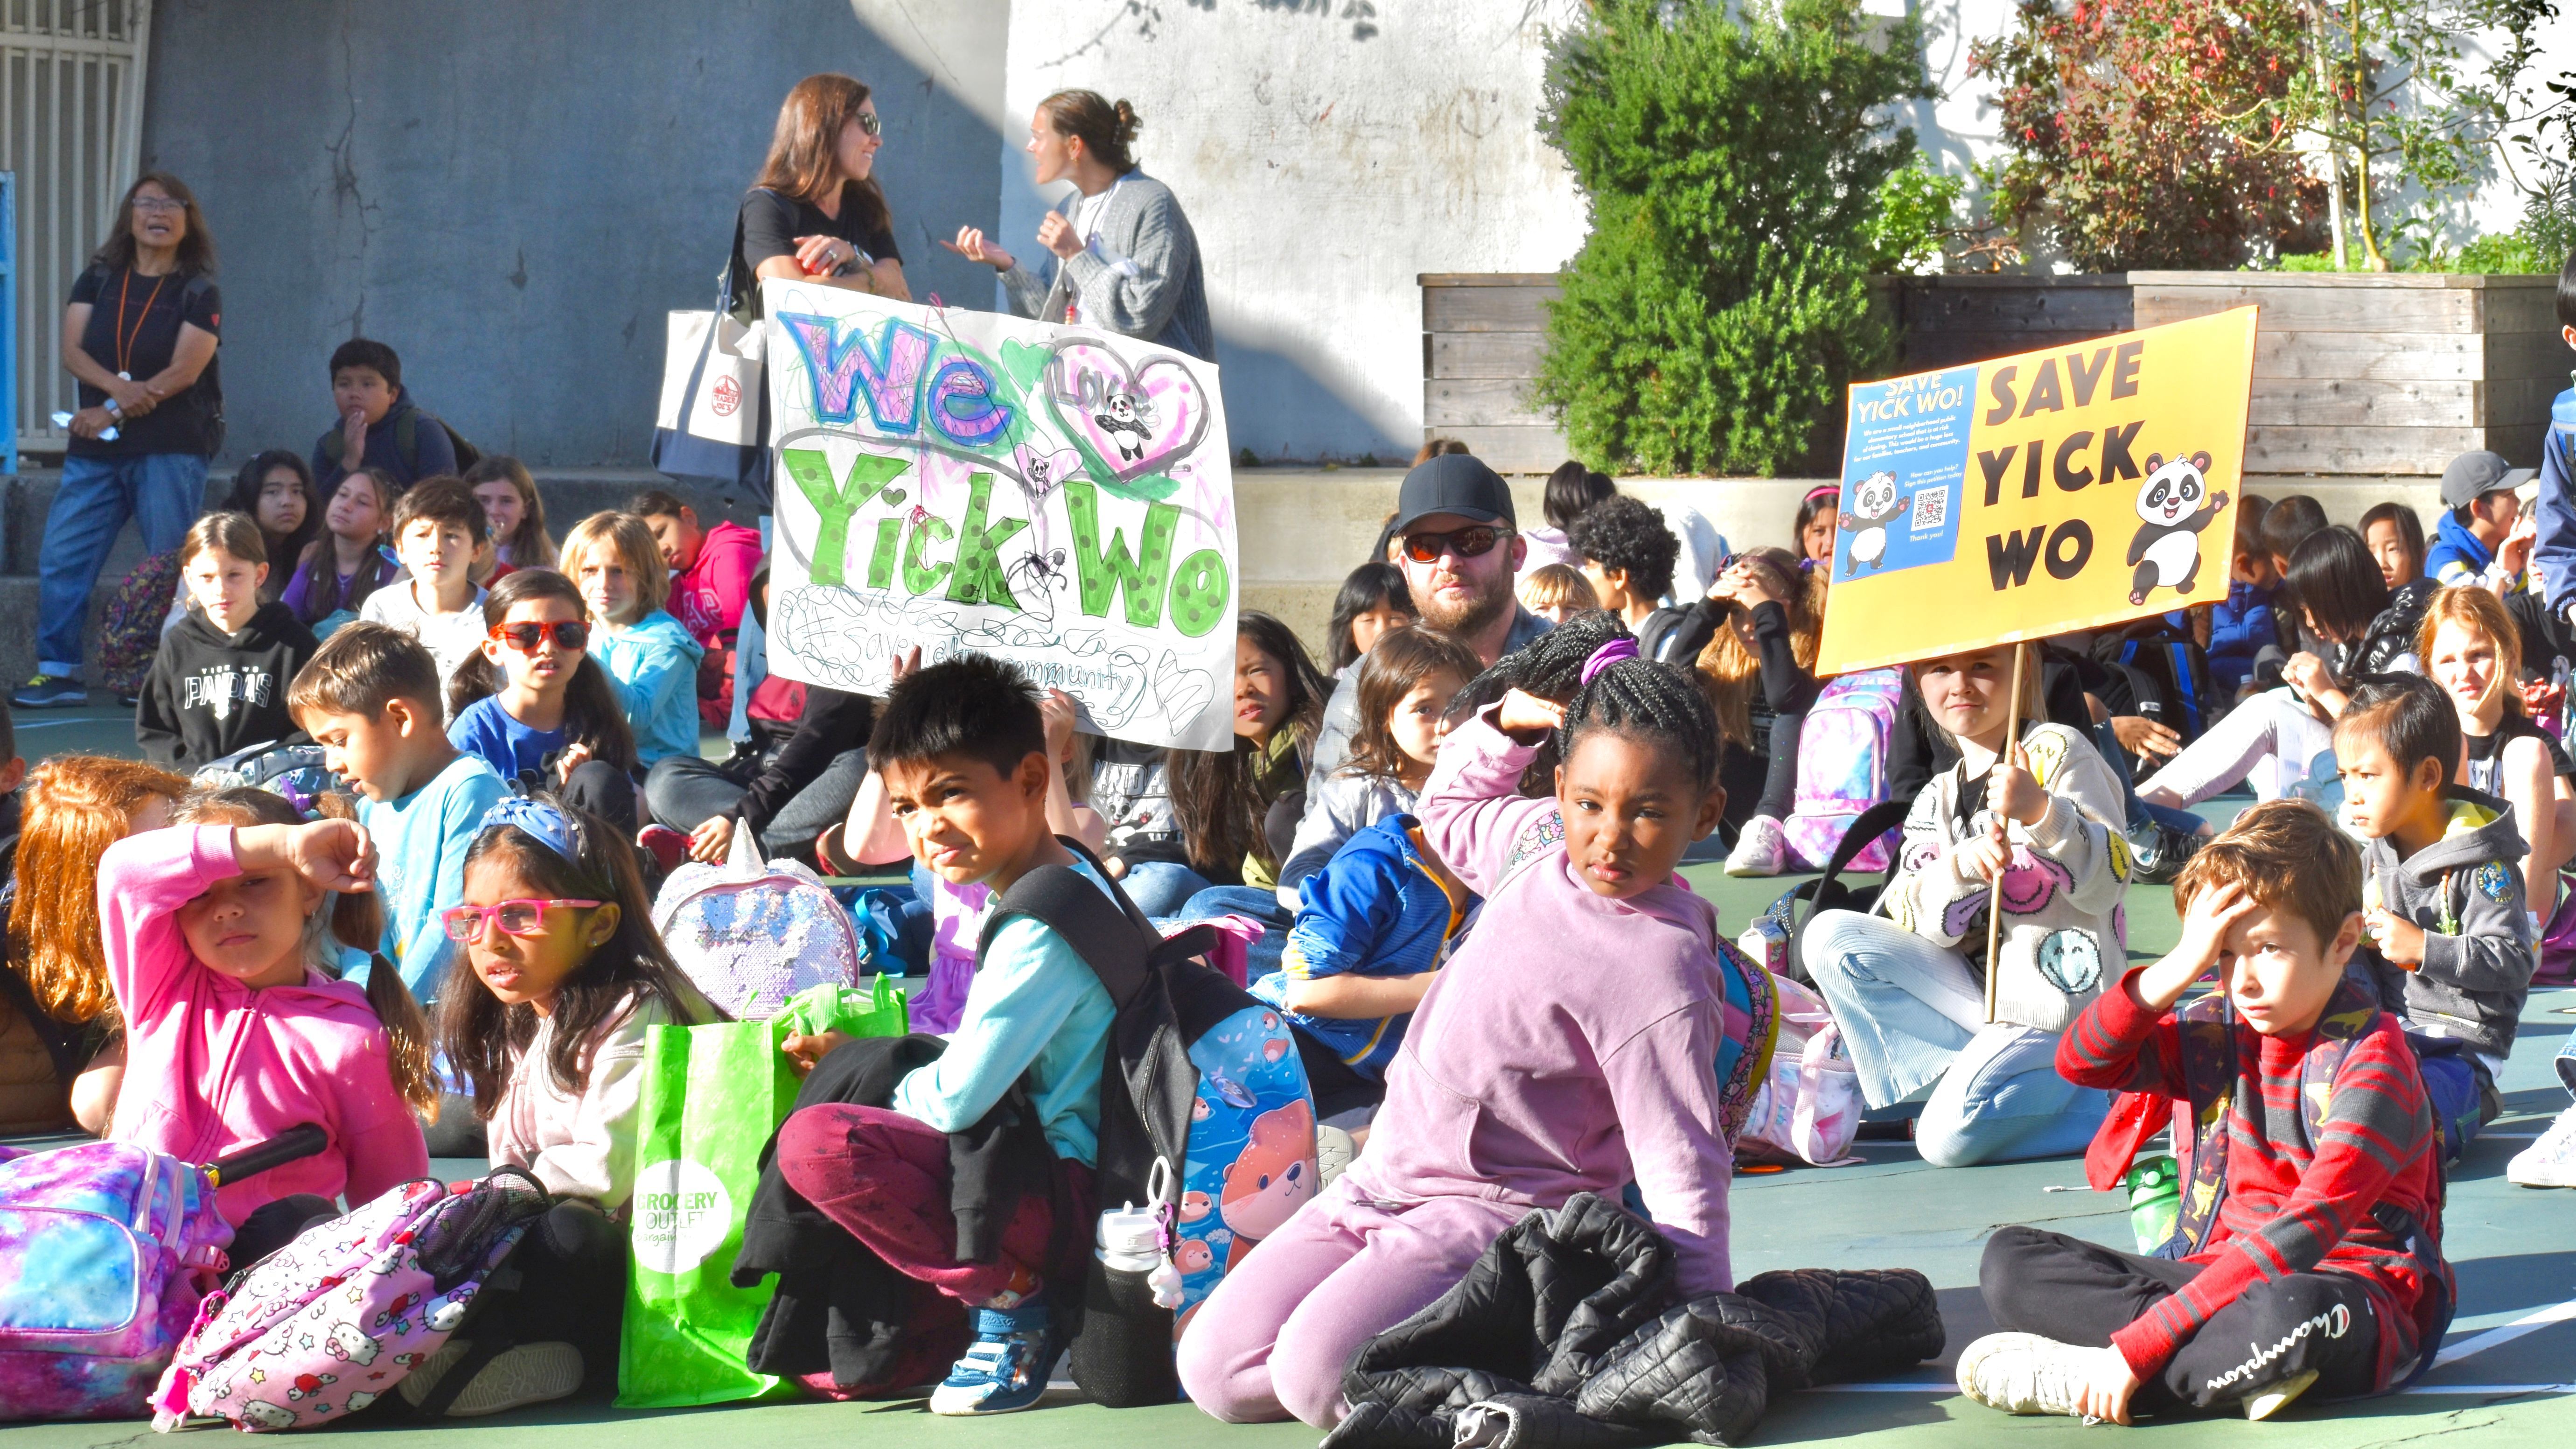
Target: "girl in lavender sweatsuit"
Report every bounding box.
[1178,627,1775,1429]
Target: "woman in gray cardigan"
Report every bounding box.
[945,91,1214,361]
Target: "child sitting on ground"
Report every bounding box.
[2333,673,2535,1161]
[291,623,511,1002]
[1180,636,1773,1431]
[770,654,1118,1416]
[2417,586,2576,916]
[431,792,717,1415]
[629,489,761,729]
[1701,548,1827,871]
[0,755,187,1136]
[1326,562,1415,676]
[282,466,404,637]
[2426,451,2535,595]
[823,652,1103,1033]
[101,786,434,1260]
[311,337,456,493]
[466,455,558,572]
[138,512,319,770]
[2208,493,2276,699]
[1961,799,2448,1424]
[1275,625,1479,903]
[359,476,489,696]
[447,570,643,833]
[1252,810,1473,1129]
[2360,501,2427,594]
[560,512,703,771]
[1515,562,1598,626]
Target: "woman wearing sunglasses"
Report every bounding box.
[738,74,910,302]
[447,570,644,834]
[943,89,1214,361]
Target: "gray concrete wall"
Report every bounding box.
[997,1,1592,465]
[133,0,1010,470]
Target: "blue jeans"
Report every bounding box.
[36,451,208,674]
[1170,884,1292,981]
[1801,909,2109,1168]
[1118,860,1212,917]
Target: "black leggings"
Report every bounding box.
[1981,1225,2381,1415]
[1719,710,1810,829]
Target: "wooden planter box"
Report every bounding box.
[1424,271,2567,488]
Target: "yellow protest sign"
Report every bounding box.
[1813,307,2259,676]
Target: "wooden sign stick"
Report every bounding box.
[1984,640,2027,1026]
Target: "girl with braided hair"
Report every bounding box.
[1179,634,1776,1431]
[1798,644,2129,1168]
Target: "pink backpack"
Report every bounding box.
[1781,669,1904,872]
[1734,975,1864,1168]
[151,1169,550,1431]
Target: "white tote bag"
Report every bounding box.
[650,204,773,497]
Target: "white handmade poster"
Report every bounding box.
[759,282,1238,749]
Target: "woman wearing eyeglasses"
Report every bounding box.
[737,75,911,304]
[944,90,1214,361]
[17,173,227,711]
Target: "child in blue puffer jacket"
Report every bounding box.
[1250,813,1475,1126]
[2208,495,2278,699]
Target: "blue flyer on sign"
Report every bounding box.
[1833,366,1976,581]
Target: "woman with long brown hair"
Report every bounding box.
[18,172,225,711]
[943,89,1213,359]
[0,756,191,1134]
[734,73,910,305]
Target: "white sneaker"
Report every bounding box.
[2243,1368,2317,1421]
[1316,1125,1358,1188]
[1956,1332,2094,1418]
[1726,817,1789,877]
[2508,1105,2576,1187]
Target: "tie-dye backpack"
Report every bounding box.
[150,1169,551,1431]
[0,1141,237,1421]
[1781,668,1904,872]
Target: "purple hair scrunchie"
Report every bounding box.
[1580,637,1640,686]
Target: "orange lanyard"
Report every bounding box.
[112,269,169,376]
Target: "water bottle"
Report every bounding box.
[1095,1200,1161,1276]
[2123,1155,2181,1254]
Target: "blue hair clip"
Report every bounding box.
[479,794,584,866]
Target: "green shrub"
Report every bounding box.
[1534,0,1931,477]
[1864,158,1971,276]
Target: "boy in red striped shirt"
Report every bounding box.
[1959,800,2448,1424]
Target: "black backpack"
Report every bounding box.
[1747,797,1914,987]
[975,838,1314,1408]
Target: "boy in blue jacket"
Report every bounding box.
[2207,497,2277,699]
[311,337,458,494]
[1251,814,1475,1126]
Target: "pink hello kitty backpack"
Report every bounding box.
[1781,669,1904,872]
[150,1169,551,1431]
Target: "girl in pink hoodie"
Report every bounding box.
[1178,622,1776,1429]
[101,787,432,1254]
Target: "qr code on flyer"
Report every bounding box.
[1910,486,1948,533]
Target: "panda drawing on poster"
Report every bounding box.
[2125,452,2229,606]
[1837,470,1910,578]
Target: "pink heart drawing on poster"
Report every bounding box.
[1045,339,1211,483]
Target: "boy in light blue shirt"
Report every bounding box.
[290,621,509,1000]
[773,652,1113,1417]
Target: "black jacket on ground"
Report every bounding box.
[732,1031,1071,1391]
[719,684,871,838]
[1324,1193,1944,1449]
[136,601,317,770]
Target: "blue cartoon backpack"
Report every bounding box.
[976,840,1316,1409]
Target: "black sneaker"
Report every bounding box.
[2130,821,2206,885]
[12,674,85,708]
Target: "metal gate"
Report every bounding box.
[0,0,149,455]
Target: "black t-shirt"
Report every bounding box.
[67,263,223,459]
[731,185,900,308]
[2464,712,2574,782]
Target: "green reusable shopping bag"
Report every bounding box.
[616,975,908,1407]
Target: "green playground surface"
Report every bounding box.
[5,706,2574,1444]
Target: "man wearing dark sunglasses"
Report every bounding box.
[1309,453,1553,781]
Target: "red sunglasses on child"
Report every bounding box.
[489,620,590,652]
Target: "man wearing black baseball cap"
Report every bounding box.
[1308,452,1553,781]
[2426,449,2537,595]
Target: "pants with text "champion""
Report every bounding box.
[1980,1225,2380,1414]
